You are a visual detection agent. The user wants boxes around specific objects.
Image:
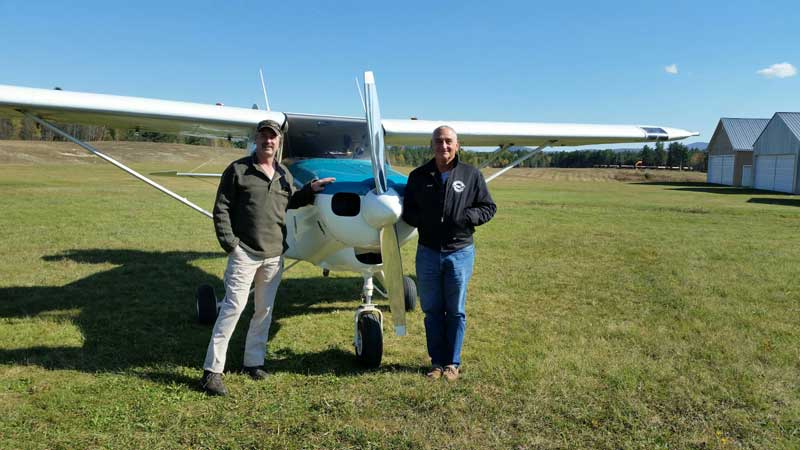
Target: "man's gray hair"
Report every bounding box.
[432,125,457,139]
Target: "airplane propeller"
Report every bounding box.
[362,71,406,336]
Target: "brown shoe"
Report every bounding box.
[426,366,443,380]
[443,365,460,382]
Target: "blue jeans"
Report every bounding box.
[416,244,475,367]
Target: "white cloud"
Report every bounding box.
[757,62,797,78]
[664,64,678,75]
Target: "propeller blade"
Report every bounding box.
[364,70,406,336]
[364,71,387,194]
[380,223,406,336]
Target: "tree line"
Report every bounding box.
[544,141,706,170]
[1,117,706,170]
[387,141,706,171]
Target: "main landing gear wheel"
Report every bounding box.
[403,276,417,312]
[355,314,383,368]
[196,284,219,325]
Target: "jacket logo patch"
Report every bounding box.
[452,181,465,193]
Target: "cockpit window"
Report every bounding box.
[283,114,371,160]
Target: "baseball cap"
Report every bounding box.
[256,120,282,135]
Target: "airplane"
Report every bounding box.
[0,72,699,368]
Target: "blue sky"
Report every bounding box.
[1,0,799,147]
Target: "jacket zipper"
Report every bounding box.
[440,171,449,224]
[434,171,450,223]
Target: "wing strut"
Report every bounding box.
[485,142,553,183]
[24,112,213,219]
[477,144,511,169]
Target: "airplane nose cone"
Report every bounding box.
[362,188,402,229]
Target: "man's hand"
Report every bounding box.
[311,177,336,192]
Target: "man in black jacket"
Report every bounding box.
[402,126,496,381]
[201,119,334,396]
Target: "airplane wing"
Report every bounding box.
[0,84,284,141]
[0,84,698,148]
[383,118,698,147]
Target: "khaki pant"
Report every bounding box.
[203,245,282,373]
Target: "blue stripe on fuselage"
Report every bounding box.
[287,159,407,195]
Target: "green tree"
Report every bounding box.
[667,142,690,169]
[18,117,40,140]
[640,145,655,166]
[689,150,707,172]
[0,118,15,139]
[654,142,667,166]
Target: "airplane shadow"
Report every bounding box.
[0,248,414,388]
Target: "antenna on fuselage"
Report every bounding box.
[355,76,366,113]
[259,68,271,111]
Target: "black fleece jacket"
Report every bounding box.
[402,155,496,252]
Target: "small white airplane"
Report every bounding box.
[0,72,698,367]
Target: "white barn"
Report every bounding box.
[752,112,800,194]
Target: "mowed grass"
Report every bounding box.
[1,141,799,449]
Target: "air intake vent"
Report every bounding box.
[331,193,361,216]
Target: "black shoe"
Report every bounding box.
[243,366,269,380]
[200,370,228,396]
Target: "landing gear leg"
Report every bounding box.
[354,274,383,368]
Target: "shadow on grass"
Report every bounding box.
[747,197,800,207]
[631,181,710,187]
[631,181,793,196]
[0,248,409,386]
[267,348,421,377]
[140,349,421,389]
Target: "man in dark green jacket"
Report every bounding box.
[201,119,334,396]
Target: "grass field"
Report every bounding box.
[1,141,799,449]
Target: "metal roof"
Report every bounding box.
[774,112,800,140]
[720,118,769,151]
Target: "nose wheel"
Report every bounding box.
[354,275,384,367]
[354,309,383,368]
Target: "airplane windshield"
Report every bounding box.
[283,114,371,160]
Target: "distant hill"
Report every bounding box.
[607,148,646,153]
[686,142,708,150]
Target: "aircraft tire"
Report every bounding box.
[355,314,382,368]
[196,284,218,325]
[403,276,417,312]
